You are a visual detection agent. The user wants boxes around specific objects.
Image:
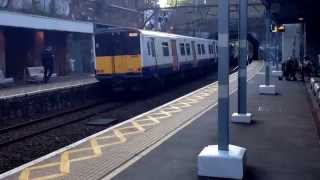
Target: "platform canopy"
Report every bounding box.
[0,10,94,34]
[261,0,320,23]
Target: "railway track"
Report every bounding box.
[0,102,125,147]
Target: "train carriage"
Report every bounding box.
[95,28,218,89]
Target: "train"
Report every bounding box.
[95,28,218,90]
[94,27,257,90]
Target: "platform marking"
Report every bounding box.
[17,85,219,180]
[10,62,263,180]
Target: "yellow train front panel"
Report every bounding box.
[96,56,114,75]
[96,55,141,75]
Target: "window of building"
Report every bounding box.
[162,42,170,56]
[201,44,206,54]
[197,44,201,55]
[186,43,191,56]
[180,43,186,56]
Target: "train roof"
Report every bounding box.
[96,27,215,42]
[139,29,214,41]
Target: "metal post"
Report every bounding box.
[218,0,229,151]
[92,34,97,74]
[304,23,307,57]
[265,9,271,86]
[238,0,248,114]
[300,23,305,63]
[276,33,280,70]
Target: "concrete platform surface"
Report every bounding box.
[0,74,97,99]
[113,68,320,180]
[0,62,263,180]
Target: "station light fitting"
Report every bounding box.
[271,24,285,32]
[129,32,138,37]
[298,17,304,21]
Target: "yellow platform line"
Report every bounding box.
[131,121,146,132]
[90,139,103,156]
[18,169,29,180]
[33,173,66,180]
[96,135,115,141]
[60,152,70,174]
[113,129,127,143]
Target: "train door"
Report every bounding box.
[171,39,179,71]
[143,37,158,71]
[151,38,158,68]
[191,41,198,67]
[213,42,218,63]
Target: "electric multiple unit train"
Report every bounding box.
[95,28,219,90]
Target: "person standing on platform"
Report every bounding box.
[41,46,55,83]
[302,56,313,81]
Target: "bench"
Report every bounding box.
[25,66,57,83]
[0,70,14,86]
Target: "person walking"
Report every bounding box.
[41,46,54,83]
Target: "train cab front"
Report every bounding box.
[95,29,143,89]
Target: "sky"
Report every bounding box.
[158,0,168,8]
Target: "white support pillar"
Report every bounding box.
[259,8,277,95]
[232,0,252,124]
[198,0,247,179]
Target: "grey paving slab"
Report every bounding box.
[113,67,320,180]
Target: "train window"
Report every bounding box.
[95,32,140,56]
[162,42,170,56]
[197,44,201,55]
[208,45,212,54]
[201,44,206,55]
[147,42,151,56]
[186,43,191,56]
[180,43,186,56]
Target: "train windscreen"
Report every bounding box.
[95,31,140,56]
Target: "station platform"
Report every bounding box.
[1,60,320,180]
[0,74,104,124]
[0,74,97,99]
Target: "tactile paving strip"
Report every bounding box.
[1,62,263,180]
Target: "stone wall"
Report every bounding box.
[0,82,108,126]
